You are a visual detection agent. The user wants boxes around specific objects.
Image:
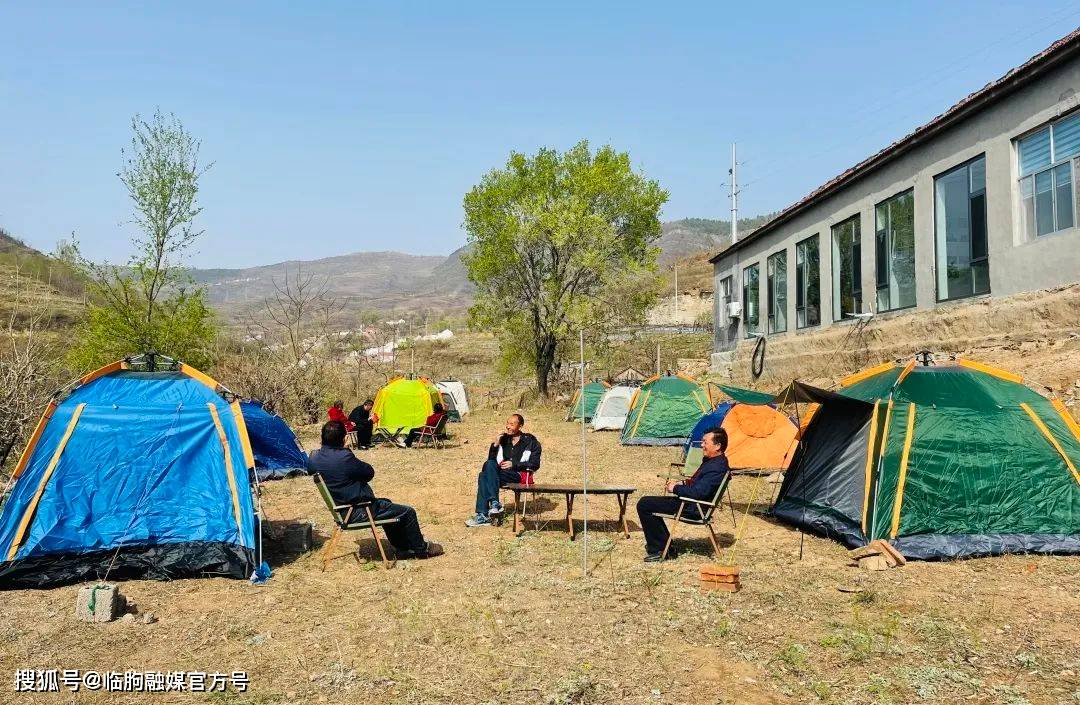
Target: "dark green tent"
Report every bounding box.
[621,374,713,446]
[773,359,1080,559]
[566,381,609,422]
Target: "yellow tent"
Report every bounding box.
[372,377,444,432]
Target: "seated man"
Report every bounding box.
[308,420,443,559]
[465,413,541,527]
[404,403,446,447]
[348,399,376,449]
[636,426,729,562]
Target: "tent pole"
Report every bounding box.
[581,329,588,579]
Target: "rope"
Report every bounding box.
[722,471,766,567]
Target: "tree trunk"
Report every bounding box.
[535,334,557,398]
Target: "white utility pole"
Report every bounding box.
[730,142,739,245]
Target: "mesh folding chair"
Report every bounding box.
[312,473,398,569]
[655,473,734,560]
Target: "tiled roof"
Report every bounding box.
[710,27,1080,263]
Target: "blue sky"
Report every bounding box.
[2,1,1078,268]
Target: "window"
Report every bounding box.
[767,250,787,333]
[795,235,820,328]
[831,216,862,320]
[875,190,916,311]
[717,275,732,321]
[1018,112,1080,239]
[742,264,759,337]
[935,156,989,301]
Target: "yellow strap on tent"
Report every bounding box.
[878,399,895,459]
[627,389,652,439]
[861,400,880,535]
[889,403,916,539]
[7,403,85,561]
[9,400,57,483]
[1050,398,1080,446]
[841,361,897,388]
[895,359,917,386]
[207,403,245,534]
[1021,402,1080,485]
[180,363,221,391]
[691,389,709,413]
[957,359,1023,384]
[229,401,256,470]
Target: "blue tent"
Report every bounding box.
[684,402,735,453]
[241,401,308,480]
[0,360,259,589]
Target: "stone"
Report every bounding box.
[75,584,124,623]
[859,555,891,571]
[142,612,157,625]
[120,613,136,624]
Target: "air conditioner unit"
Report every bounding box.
[726,301,742,319]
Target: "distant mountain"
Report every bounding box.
[656,214,777,264]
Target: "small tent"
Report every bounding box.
[240,400,308,480]
[566,380,609,422]
[772,359,1080,559]
[592,385,636,431]
[436,380,470,421]
[373,377,444,433]
[621,374,713,446]
[0,357,259,589]
[685,401,799,470]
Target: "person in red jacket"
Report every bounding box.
[404,403,446,447]
[327,400,355,432]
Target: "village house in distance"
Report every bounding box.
[711,28,1080,365]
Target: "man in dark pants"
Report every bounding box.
[307,421,443,559]
[347,399,376,449]
[465,413,542,527]
[636,426,730,562]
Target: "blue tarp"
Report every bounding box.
[0,370,258,588]
[240,401,308,480]
[683,402,735,453]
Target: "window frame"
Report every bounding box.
[831,214,862,322]
[874,188,917,313]
[766,249,788,334]
[794,233,820,329]
[742,263,760,338]
[1016,116,1079,240]
[933,154,990,303]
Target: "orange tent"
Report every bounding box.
[720,404,800,470]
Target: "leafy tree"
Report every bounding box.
[463,140,668,396]
[67,110,217,370]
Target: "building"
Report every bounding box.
[711,29,1080,355]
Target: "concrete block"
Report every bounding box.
[75,584,124,623]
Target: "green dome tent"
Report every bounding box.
[772,358,1080,560]
[620,374,713,446]
[566,380,609,422]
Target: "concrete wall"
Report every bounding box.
[713,56,1080,352]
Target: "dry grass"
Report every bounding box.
[0,409,1077,704]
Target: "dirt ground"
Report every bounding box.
[1,408,1077,705]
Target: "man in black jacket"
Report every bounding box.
[636,426,730,562]
[465,413,542,527]
[347,399,375,449]
[308,421,443,559]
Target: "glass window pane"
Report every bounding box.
[743,265,759,336]
[891,192,916,309]
[936,165,973,299]
[1035,170,1054,236]
[806,237,820,326]
[1018,128,1051,176]
[970,193,987,260]
[832,218,860,320]
[969,157,985,193]
[1020,176,1036,242]
[772,251,787,333]
[875,203,888,289]
[1054,162,1074,231]
[1053,113,1080,162]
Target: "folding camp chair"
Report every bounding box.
[666,447,737,526]
[413,414,449,449]
[655,473,734,561]
[312,473,399,569]
[344,431,358,449]
[372,426,406,447]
